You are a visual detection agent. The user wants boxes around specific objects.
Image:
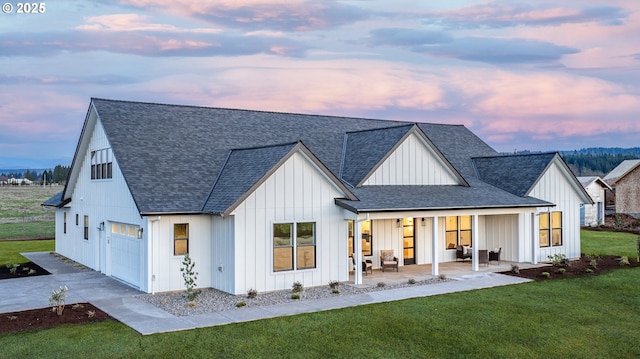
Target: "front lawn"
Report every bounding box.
[0,231,638,358]
[0,240,54,264]
[581,229,639,258]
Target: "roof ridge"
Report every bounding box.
[473,152,557,160]
[229,141,299,152]
[344,123,414,135]
[91,97,407,125]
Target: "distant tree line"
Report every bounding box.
[1,165,70,185]
[511,147,640,177]
[559,147,640,177]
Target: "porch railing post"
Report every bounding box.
[431,216,439,276]
[472,214,479,271]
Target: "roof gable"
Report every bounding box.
[358,126,465,186]
[577,176,613,191]
[604,159,640,185]
[203,141,356,216]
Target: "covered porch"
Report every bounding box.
[349,260,550,287]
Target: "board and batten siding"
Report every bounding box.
[56,116,146,288]
[231,151,349,295]
[149,215,212,293]
[529,161,584,261]
[583,182,605,226]
[363,132,460,186]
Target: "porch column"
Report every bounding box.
[431,216,439,276]
[532,212,539,264]
[472,214,479,271]
[354,217,363,285]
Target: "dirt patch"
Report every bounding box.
[502,254,639,281]
[0,261,50,280]
[586,213,640,234]
[0,303,111,335]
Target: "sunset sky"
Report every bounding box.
[1,0,639,169]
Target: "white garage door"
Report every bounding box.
[110,223,141,288]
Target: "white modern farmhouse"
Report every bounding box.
[44,98,592,294]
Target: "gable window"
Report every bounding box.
[91,148,113,180]
[348,220,372,257]
[539,212,562,247]
[273,222,316,272]
[174,223,189,255]
[445,216,472,249]
[83,215,89,240]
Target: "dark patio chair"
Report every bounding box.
[489,248,502,264]
[352,255,373,275]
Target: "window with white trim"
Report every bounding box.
[445,216,472,249]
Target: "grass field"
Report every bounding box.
[581,229,639,258]
[0,186,61,220]
[0,231,638,358]
[0,186,60,239]
[0,240,54,264]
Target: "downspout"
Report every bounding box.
[150,216,161,294]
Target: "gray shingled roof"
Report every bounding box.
[473,153,557,197]
[202,142,297,214]
[336,185,552,212]
[65,98,564,214]
[603,159,640,185]
[341,124,413,186]
[42,191,64,207]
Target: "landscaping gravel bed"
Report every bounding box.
[137,278,447,317]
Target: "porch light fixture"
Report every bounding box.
[396,219,401,228]
[137,227,144,239]
[421,218,426,226]
[97,221,105,231]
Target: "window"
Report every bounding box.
[445,216,472,249]
[63,212,67,234]
[91,148,113,180]
[174,223,189,255]
[540,212,562,247]
[273,222,316,272]
[348,220,372,257]
[83,215,89,240]
[76,214,79,226]
[111,222,140,239]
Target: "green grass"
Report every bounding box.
[0,221,54,239]
[581,229,639,258]
[1,268,639,358]
[1,231,639,358]
[0,240,54,264]
[0,186,61,220]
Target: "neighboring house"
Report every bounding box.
[577,176,611,226]
[8,178,32,185]
[603,159,640,217]
[44,98,592,295]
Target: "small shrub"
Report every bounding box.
[180,254,202,301]
[332,289,340,294]
[188,301,197,307]
[87,310,96,318]
[438,274,447,280]
[291,293,300,300]
[328,280,340,289]
[49,285,68,316]
[28,269,36,275]
[236,301,247,307]
[292,281,304,293]
[7,315,18,321]
[407,278,416,284]
[510,264,520,274]
[548,254,570,267]
[6,264,19,275]
[614,214,622,229]
[72,303,84,309]
[557,268,566,275]
[589,259,598,268]
[247,288,258,299]
[377,282,386,288]
[586,268,593,274]
[619,256,630,266]
[541,271,550,278]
